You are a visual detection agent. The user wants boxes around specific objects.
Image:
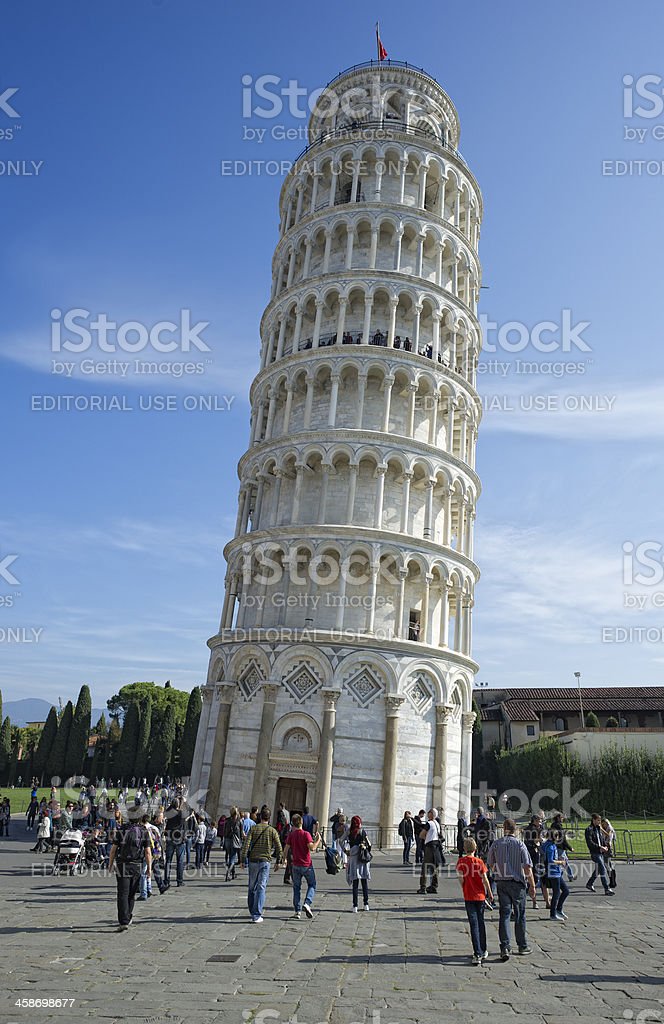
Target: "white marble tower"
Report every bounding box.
[191,60,481,833]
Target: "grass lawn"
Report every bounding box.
[0,786,141,814]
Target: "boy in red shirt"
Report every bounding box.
[285,813,321,920]
[457,836,494,964]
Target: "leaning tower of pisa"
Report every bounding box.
[191,60,482,833]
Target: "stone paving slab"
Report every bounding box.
[1,833,663,1024]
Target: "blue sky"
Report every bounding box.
[2,0,664,707]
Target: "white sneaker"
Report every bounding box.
[252,916,264,923]
[352,906,358,913]
[363,904,370,911]
[292,912,301,919]
[303,903,313,919]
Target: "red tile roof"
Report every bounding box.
[480,687,664,721]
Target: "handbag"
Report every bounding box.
[609,865,617,888]
[358,839,373,864]
[232,828,242,850]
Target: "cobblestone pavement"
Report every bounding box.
[1,830,663,1024]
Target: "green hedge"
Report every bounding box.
[495,738,664,816]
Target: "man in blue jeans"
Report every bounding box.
[487,818,537,961]
[285,813,321,919]
[240,807,283,923]
[584,814,615,895]
[164,799,187,888]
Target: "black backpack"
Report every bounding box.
[117,824,146,864]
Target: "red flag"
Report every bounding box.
[376,22,388,61]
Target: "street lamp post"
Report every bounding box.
[573,671,585,729]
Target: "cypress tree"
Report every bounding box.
[0,716,11,784]
[104,717,122,780]
[179,687,202,777]
[133,695,152,781]
[94,713,108,737]
[148,702,175,778]
[65,684,92,780]
[114,703,141,784]
[46,701,73,784]
[33,706,58,782]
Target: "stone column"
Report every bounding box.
[317,689,341,838]
[381,375,394,432]
[369,226,379,269]
[374,466,386,529]
[460,711,476,819]
[250,683,279,808]
[366,561,380,633]
[271,470,283,526]
[416,233,425,278]
[318,462,331,522]
[407,384,418,437]
[189,684,214,800]
[322,231,332,273]
[312,300,324,347]
[400,472,413,533]
[291,463,305,523]
[293,307,304,350]
[346,464,358,521]
[302,240,312,278]
[345,227,355,270]
[432,704,452,815]
[282,386,294,433]
[303,373,315,429]
[395,568,407,638]
[423,479,434,539]
[361,297,373,345]
[328,373,340,427]
[205,683,235,819]
[335,298,348,346]
[420,573,432,642]
[388,297,398,347]
[380,696,406,838]
[275,317,288,360]
[356,373,367,428]
[394,229,403,272]
[440,582,450,647]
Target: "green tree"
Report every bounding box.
[103,717,122,780]
[46,701,73,783]
[33,706,58,782]
[0,716,12,784]
[585,711,600,728]
[148,702,175,779]
[65,684,92,780]
[114,702,141,783]
[133,695,152,781]
[178,687,202,777]
[107,681,188,727]
[93,713,108,737]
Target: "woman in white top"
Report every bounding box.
[194,815,207,869]
[31,812,52,853]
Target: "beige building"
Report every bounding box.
[477,687,664,750]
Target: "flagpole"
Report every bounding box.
[376,22,380,62]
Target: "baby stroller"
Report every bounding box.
[53,828,85,875]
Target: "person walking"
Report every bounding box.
[204,820,216,865]
[416,809,444,895]
[523,814,549,910]
[584,814,615,895]
[414,810,427,864]
[240,807,283,923]
[31,810,52,853]
[164,799,187,888]
[457,837,493,965]
[108,815,152,932]
[138,813,167,899]
[194,815,207,868]
[456,809,468,858]
[487,818,537,961]
[398,811,415,865]
[223,807,243,881]
[542,829,569,921]
[285,812,321,919]
[26,797,39,831]
[345,815,372,912]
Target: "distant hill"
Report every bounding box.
[3,698,106,728]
